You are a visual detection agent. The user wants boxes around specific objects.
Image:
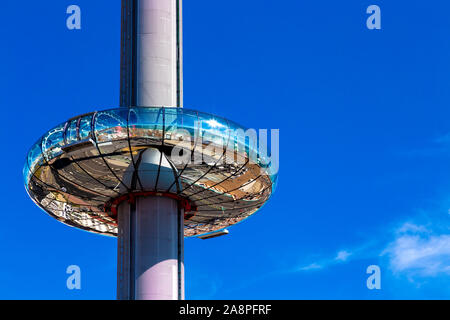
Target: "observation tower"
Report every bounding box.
[23,0,278,300]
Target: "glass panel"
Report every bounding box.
[79,115,92,140]
[23,160,30,190]
[270,174,278,193]
[163,109,201,194]
[164,108,199,158]
[178,113,233,197]
[94,109,128,142]
[128,107,164,146]
[66,120,78,145]
[94,108,131,191]
[42,123,65,161]
[199,114,230,165]
[27,138,44,176]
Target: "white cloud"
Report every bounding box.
[335,250,352,262]
[291,208,450,287]
[297,263,323,271]
[294,220,450,281]
[384,223,450,277]
[396,222,430,235]
[295,249,354,272]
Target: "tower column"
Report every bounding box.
[118,0,184,300]
[117,197,185,300]
[120,0,183,108]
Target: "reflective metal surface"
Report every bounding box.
[24,107,277,237]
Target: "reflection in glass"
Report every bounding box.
[95,109,128,142]
[128,107,164,145]
[79,115,92,140]
[28,138,44,175]
[66,120,78,145]
[42,123,65,161]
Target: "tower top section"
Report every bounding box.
[120,0,183,108]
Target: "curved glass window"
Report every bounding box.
[66,120,78,145]
[164,109,199,143]
[128,107,164,145]
[270,174,278,192]
[232,127,258,165]
[42,123,65,161]
[26,138,44,180]
[199,116,230,164]
[23,161,30,190]
[94,109,128,142]
[79,115,92,140]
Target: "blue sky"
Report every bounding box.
[1,0,450,299]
